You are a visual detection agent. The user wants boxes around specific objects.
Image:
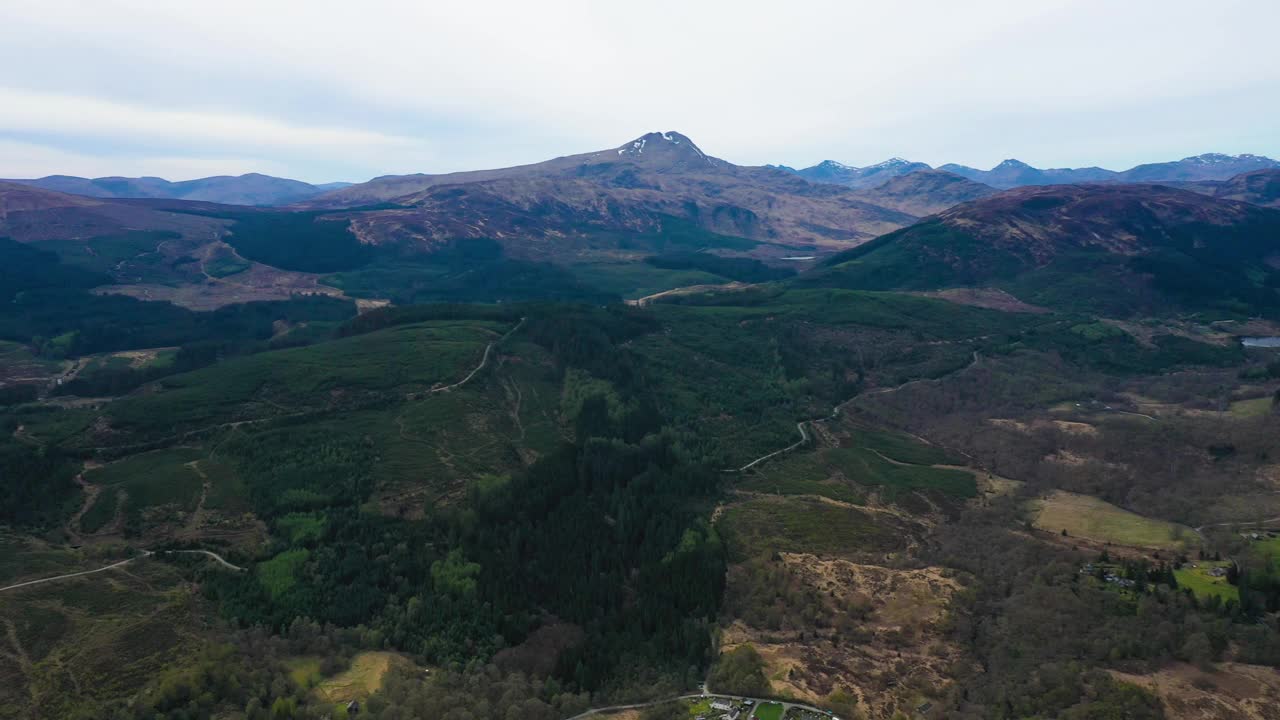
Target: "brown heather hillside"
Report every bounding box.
[0,182,226,243]
[313,131,922,250]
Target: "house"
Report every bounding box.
[711,700,733,712]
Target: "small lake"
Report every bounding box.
[1242,337,1280,348]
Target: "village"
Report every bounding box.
[689,695,838,720]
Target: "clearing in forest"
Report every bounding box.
[1032,491,1196,550]
[314,651,412,705]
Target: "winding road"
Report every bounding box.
[722,350,983,474]
[0,549,244,595]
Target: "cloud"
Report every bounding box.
[0,0,1277,178]
[0,88,420,152]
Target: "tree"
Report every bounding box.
[707,645,771,696]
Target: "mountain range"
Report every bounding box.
[1,173,352,206]
[782,153,1280,190]
[307,131,929,253]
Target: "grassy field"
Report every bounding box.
[752,702,785,720]
[718,496,904,561]
[1174,563,1239,604]
[314,651,410,705]
[1229,396,1273,418]
[1032,491,1197,550]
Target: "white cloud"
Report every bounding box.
[0,0,1277,177]
[0,139,296,181]
[0,88,419,152]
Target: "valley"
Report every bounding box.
[4,134,1280,720]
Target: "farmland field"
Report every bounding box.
[1032,491,1197,550]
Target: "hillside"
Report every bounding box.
[802,183,1280,316]
[3,173,350,206]
[1213,168,1280,208]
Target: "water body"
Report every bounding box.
[1242,337,1280,348]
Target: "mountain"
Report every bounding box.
[938,159,1118,189]
[802,183,1280,316]
[2,173,350,206]
[851,170,998,216]
[783,158,935,188]
[938,153,1280,189]
[1121,153,1280,183]
[313,131,921,252]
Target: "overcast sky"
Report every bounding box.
[1,0,1277,183]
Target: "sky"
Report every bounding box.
[1,0,1277,183]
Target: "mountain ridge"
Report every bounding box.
[787,153,1279,190]
[2,173,353,206]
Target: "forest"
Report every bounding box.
[6,253,1280,719]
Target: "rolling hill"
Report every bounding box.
[801,182,1280,316]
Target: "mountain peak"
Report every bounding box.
[615,131,714,166]
[995,159,1031,170]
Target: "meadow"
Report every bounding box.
[1032,491,1197,550]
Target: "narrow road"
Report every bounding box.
[565,692,832,720]
[0,548,244,595]
[424,317,526,395]
[0,554,150,594]
[1195,516,1280,535]
[722,349,983,474]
